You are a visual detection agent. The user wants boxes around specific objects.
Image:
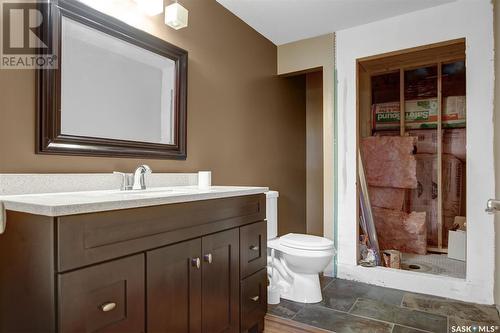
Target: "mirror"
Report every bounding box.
[61,17,177,145]
[37,0,187,159]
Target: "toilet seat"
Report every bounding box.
[280,233,334,251]
[268,238,335,258]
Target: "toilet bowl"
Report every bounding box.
[265,191,336,304]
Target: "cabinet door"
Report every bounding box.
[202,229,240,333]
[147,239,202,333]
[58,254,144,333]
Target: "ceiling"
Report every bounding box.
[215,0,455,45]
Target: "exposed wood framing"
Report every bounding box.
[399,69,405,136]
[437,62,443,251]
[357,39,466,255]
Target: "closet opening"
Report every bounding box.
[356,39,466,278]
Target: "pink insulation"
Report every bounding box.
[369,186,406,210]
[372,207,427,255]
[408,153,464,247]
[361,136,418,189]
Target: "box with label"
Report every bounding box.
[372,96,466,131]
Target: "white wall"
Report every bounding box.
[336,0,495,304]
[277,34,335,275]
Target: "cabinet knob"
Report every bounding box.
[100,302,117,312]
[203,253,213,264]
[191,257,201,269]
[250,296,259,302]
[191,258,201,269]
[249,245,259,251]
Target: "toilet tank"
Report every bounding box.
[265,191,279,239]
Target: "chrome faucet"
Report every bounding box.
[133,165,152,190]
[113,165,152,191]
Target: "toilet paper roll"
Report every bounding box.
[198,171,211,190]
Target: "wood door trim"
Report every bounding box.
[264,315,332,333]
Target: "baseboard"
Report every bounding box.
[336,262,494,304]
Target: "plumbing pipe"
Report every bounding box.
[267,255,293,283]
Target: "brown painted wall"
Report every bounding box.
[306,72,324,236]
[0,0,307,235]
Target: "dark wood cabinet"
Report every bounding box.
[202,229,240,333]
[147,239,202,333]
[59,255,145,333]
[147,229,240,333]
[240,221,267,279]
[240,269,268,333]
[0,194,267,333]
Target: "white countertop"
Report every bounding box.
[0,186,268,217]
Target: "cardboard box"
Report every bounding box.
[375,128,466,161]
[372,96,466,131]
[382,250,402,269]
[443,128,466,161]
[448,230,466,261]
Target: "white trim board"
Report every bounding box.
[338,264,484,302]
[277,34,336,277]
[335,0,495,304]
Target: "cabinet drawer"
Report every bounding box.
[57,194,265,271]
[58,255,145,333]
[240,268,267,333]
[240,221,267,278]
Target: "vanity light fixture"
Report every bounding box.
[134,0,164,16]
[165,1,188,30]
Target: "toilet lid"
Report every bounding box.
[280,233,334,251]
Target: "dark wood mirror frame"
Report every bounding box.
[36,0,188,159]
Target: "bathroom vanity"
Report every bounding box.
[0,187,268,333]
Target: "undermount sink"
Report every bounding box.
[68,187,175,198]
[73,187,215,199]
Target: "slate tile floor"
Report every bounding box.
[268,277,500,333]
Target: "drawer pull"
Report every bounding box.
[250,296,259,302]
[100,302,117,312]
[191,257,201,269]
[203,253,213,264]
[249,245,259,251]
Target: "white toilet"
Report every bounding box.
[266,191,336,304]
